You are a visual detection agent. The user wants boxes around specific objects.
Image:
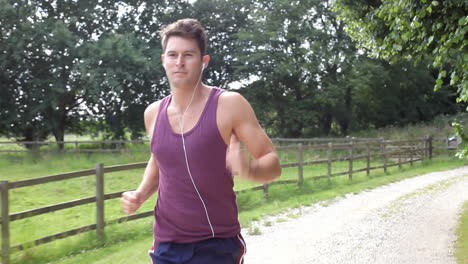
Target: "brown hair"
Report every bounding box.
[160,18,207,56]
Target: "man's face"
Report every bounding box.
[162,36,206,88]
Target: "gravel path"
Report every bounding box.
[242,166,468,264]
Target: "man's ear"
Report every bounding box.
[202,55,210,69]
[161,54,166,69]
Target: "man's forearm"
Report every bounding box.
[248,152,281,183]
[136,159,160,202]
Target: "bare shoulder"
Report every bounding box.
[218,91,250,109]
[145,100,162,118]
[218,90,257,123]
[144,100,163,134]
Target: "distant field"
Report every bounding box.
[351,112,468,139]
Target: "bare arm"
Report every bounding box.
[121,101,161,214]
[136,154,160,201]
[224,92,281,183]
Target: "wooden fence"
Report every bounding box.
[0,136,447,263]
[0,136,456,153]
[0,140,149,154]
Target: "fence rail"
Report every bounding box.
[0,136,456,153]
[0,136,453,263]
[0,139,149,154]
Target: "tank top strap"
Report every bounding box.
[158,95,172,121]
[151,94,172,145]
[212,87,225,100]
[203,87,224,123]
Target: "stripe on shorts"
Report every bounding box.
[236,234,247,264]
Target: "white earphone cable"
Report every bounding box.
[178,64,215,238]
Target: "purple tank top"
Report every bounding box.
[151,87,240,243]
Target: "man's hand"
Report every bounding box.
[226,133,251,179]
[121,191,143,215]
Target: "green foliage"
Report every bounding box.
[1,0,465,143]
[334,0,468,157]
[452,122,468,158]
[333,0,467,98]
[78,33,162,140]
[193,0,254,88]
[351,57,463,130]
[234,0,461,137]
[350,112,468,140]
[0,0,125,143]
[0,0,195,142]
[236,0,358,136]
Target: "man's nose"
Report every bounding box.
[176,55,185,67]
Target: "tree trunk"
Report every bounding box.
[340,85,353,136]
[53,129,65,150]
[322,111,333,135]
[19,127,48,151]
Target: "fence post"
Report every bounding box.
[1,181,10,264]
[381,139,387,173]
[398,143,402,169]
[75,141,80,160]
[366,143,370,176]
[298,143,304,186]
[95,163,105,242]
[263,184,269,198]
[327,142,333,179]
[427,135,433,160]
[424,137,427,159]
[410,144,414,166]
[348,140,353,180]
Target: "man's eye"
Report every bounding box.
[168,54,176,57]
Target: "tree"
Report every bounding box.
[192,0,254,89]
[236,0,359,137]
[333,0,467,99]
[310,0,358,136]
[78,33,160,140]
[0,0,194,143]
[334,0,467,156]
[0,0,125,147]
[350,57,463,130]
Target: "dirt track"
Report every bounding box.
[242,166,468,264]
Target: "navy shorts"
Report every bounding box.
[149,234,246,264]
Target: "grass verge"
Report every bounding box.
[455,201,468,264]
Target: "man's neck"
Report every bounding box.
[170,83,206,113]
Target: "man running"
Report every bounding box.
[121,18,281,264]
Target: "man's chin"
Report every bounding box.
[169,78,197,88]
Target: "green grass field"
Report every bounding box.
[0,148,467,263]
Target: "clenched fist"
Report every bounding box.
[121,191,143,215]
